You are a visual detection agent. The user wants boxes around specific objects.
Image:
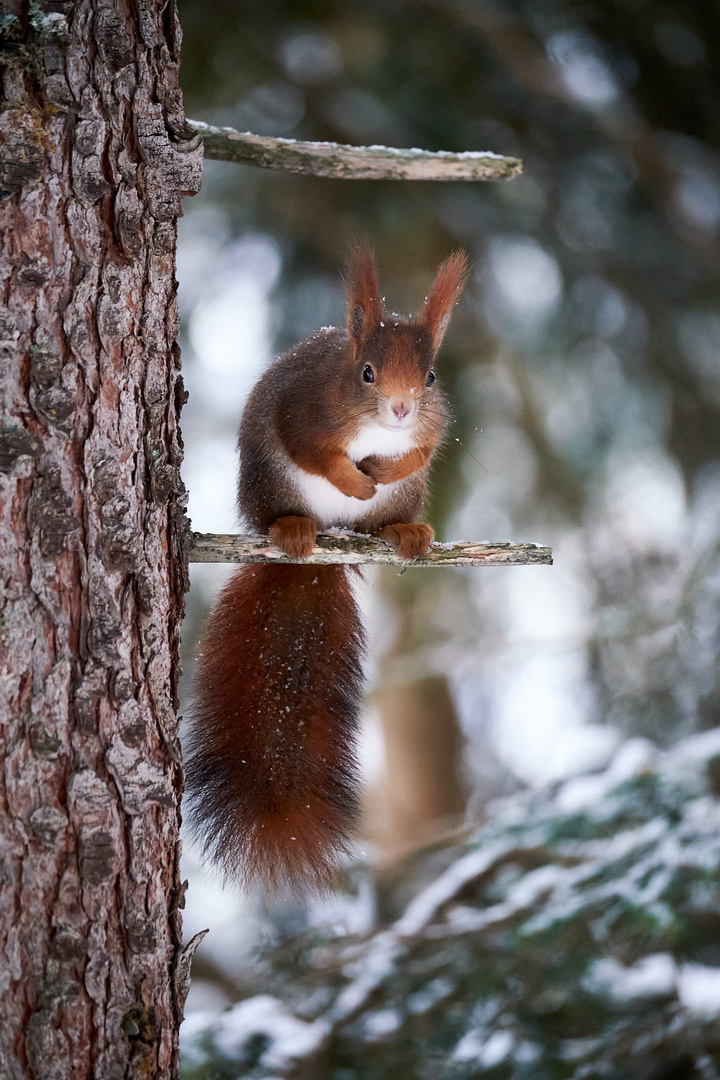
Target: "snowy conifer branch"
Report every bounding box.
[187,121,522,181]
[187,532,551,567]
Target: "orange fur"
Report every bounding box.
[344,243,385,350]
[291,444,378,500]
[187,247,467,892]
[185,565,364,892]
[269,515,317,559]
[358,446,434,484]
[419,251,469,349]
[376,522,434,560]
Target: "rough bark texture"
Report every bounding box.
[189,531,553,567]
[0,3,202,1078]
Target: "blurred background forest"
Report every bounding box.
[174,0,720,1047]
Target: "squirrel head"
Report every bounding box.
[343,244,468,433]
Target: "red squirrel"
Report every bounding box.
[185,245,468,891]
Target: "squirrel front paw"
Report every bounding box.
[357,455,398,484]
[269,516,318,559]
[338,468,377,501]
[376,523,434,561]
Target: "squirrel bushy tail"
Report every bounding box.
[185,564,364,891]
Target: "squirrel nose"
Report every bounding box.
[392,401,410,420]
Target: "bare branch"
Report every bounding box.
[188,121,522,181]
[188,532,552,567]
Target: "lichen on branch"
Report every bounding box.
[187,121,523,181]
[188,531,552,567]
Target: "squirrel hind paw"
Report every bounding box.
[377,522,433,560]
[269,515,318,559]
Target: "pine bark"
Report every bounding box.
[0,2,202,1078]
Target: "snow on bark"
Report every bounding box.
[188,120,523,182]
[188,530,553,567]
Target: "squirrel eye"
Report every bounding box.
[426,370,436,387]
[362,364,375,384]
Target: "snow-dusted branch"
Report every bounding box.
[187,121,522,181]
[187,531,552,567]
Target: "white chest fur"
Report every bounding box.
[283,421,416,529]
[346,421,416,462]
[285,464,400,529]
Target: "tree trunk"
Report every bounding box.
[0,2,202,1077]
[362,569,468,865]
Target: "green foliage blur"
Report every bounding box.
[177,0,720,743]
[182,731,720,1078]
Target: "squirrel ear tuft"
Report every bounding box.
[345,244,384,347]
[419,251,469,351]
